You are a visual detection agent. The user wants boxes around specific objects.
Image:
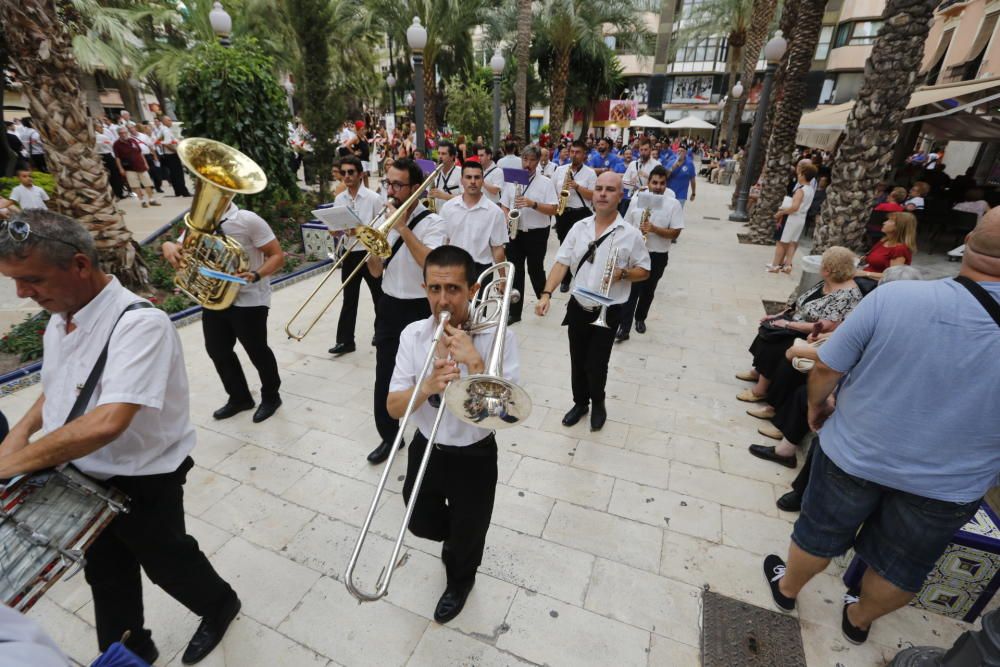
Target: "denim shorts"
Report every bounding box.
[792,442,981,593]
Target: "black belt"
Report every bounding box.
[416,430,497,456]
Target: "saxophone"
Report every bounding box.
[174,138,267,310]
[557,168,572,216]
[640,207,652,243]
[507,183,522,240]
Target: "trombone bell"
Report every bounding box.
[444,375,531,429]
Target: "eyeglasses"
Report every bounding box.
[1,218,83,254]
[386,181,411,190]
[341,169,358,176]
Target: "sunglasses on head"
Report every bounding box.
[1,218,83,254]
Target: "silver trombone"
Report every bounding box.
[344,263,531,602]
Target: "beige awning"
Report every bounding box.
[907,75,1000,108]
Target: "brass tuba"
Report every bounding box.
[173,138,268,310]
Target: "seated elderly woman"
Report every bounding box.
[735,246,862,402]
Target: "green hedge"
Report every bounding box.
[0,172,56,199]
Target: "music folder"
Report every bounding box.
[635,191,666,210]
[572,285,616,306]
[311,205,362,233]
[502,167,531,187]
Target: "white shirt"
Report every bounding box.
[218,204,278,307]
[537,161,556,179]
[134,132,154,156]
[40,277,196,480]
[94,131,114,155]
[624,190,684,254]
[482,163,504,203]
[382,204,448,300]
[496,154,522,170]
[390,314,520,446]
[339,127,358,145]
[440,194,508,264]
[26,129,44,155]
[623,157,659,192]
[159,124,181,153]
[433,164,463,210]
[553,163,597,211]
[0,605,70,667]
[8,184,49,210]
[333,185,385,253]
[500,174,558,231]
[555,215,650,309]
[905,196,925,210]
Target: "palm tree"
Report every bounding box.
[536,37,623,139]
[1,0,149,289]
[813,0,939,252]
[513,0,532,142]
[747,0,825,243]
[534,0,651,137]
[725,0,779,147]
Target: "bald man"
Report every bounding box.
[535,173,650,431]
[763,214,1000,645]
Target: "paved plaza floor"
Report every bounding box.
[7,181,980,666]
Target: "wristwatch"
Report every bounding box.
[531,201,537,210]
[252,271,261,283]
[619,268,628,282]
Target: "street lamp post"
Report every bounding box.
[209,1,232,47]
[490,49,505,155]
[725,80,744,150]
[729,31,787,223]
[386,73,397,124]
[407,17,428,154]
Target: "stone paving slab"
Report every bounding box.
[6,180,978,666]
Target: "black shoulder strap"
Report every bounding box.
[384,209,433,270]
[575,227,616,275]
[65,301,155,424]
[954,276,1000,328]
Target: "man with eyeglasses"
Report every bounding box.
[0,211,240,665]
[328,155,385,356]
[365,158,448,464]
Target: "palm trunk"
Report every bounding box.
[1,0,149,290]
[814,0,939,251]
[731,0,778,148]
[549,47,571,138]
[0,27,17,177]
[748,0,826,244]
[514,0,532,141]
[423,59,437,137]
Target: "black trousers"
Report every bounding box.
[620,251,669,334]
[29,154,47,173]
[472,261,492,283]
[564,297,621,405]
[403,431,498,589]
[555,207,591,288]
[772,384,810,446]
[161,153,191,196]
[202,305,281,403]
[84,457,235,653]
[505,227,548,321]
[373,294,431,443]
[102,154,126,198]
[144,155,164,192]
[767,359,808,412]
[336,251,382,345]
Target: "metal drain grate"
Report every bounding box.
[702,591,807,667]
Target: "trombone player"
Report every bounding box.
[535,173,649,432]
[388,245,520,623]
[366,158,448,464]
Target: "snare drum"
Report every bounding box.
[0,467,127,612]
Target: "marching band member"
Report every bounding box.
[439,159,508,279]
[366,158,448,464]
[389,244,520,623]
[428,141,462,210]
[500,146,559,324]
[537,147,557,179]
[162,202,285,423]
[329,155,385,356]
[477,145,504,204]
[496,141,521,170]
[552,140,597,292]
[0,211,240,665]
[622,138,659,212]
[535,173,650,431]
[617,165,684,342]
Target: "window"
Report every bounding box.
[674,35,724,62]
[834,23,851,48]
[851,21,882,45]
[815,26,834,60]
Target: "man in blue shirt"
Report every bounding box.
[763,213,1000,645]
[587,137,623,175]
[663,148,696,206]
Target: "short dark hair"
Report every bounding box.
[339,155,363,172]
[475,144,492,157]
[439,141,455,158]
[0,209,99,268]
[462,160,483,175]
[4,121,13,130]
[597,137,611,147]
[649,165,668,180]
[390,157,424,188]
[15,165,32,175]
[423,244,476,286]
[571,139,587,151]
[504,141,518,155]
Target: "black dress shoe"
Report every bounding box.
[212,399,255,420]
[367,439,404,464]
[252,397,282,423]
[371,335,377,346]
[590,401,607,432]
[182,594,241,664]
[507,315,521,325]
[635,320,647,334]
[126,636,159,665]
[559,282,570,293]
[433,584,473,623]
[749,444,797,468]
[776,490,802,512]
[615,329,629,343]
[328,342,356,355]
[562,404,589,426]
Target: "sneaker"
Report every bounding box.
[841,592,869,645]
[763,554,796,612]
[141,201,148,208]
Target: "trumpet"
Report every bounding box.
[557,168,572,216]
[592,245,620,330]
[344,263,530,602]
[640,207,652,243]
[507,183,522,240]
[284,164,443,341]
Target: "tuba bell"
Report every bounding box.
[173,138,268,310]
